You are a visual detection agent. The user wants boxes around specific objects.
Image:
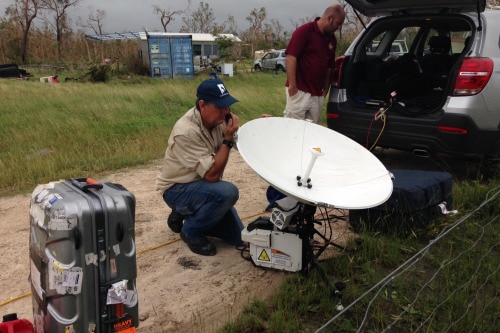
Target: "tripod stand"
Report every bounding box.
[286,202,347,307]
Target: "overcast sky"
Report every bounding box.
[0,0,338,35]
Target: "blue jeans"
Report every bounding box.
[162,180,244,246]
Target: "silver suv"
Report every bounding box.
[327,0,499,167]
[254,49,287,72]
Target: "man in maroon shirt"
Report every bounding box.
[284,4,345,123]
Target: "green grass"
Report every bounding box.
[0,69,288,196]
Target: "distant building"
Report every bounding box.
[86,31,241,67]
[139,32,240,60]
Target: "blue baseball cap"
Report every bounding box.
[196,78,238,108]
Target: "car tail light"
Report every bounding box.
[331,56,345,88]
[327,113,340,119]
[438,126,468,134]
[453,58,493,96]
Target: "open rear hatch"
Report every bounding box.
[345,0,485,17]
[341,1,484,116]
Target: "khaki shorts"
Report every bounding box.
[283,88,324,124]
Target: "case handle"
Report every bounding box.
[116,222,124,242]
[70,177,104,191]
[73,228,81,249]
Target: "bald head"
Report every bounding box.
[318,4,345,34]
[324,4,345,17]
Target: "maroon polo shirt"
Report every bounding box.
[285,18,337,96]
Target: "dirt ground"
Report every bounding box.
[0,150,357,332]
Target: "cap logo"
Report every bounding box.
[217,83,228,96]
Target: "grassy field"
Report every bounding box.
[0,68,289,196]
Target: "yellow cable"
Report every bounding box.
[242,211,268,220]
[369,114,387,151]
[136,238,181,255]
[0,292,32,307]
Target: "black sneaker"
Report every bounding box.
[180,231,217,256]
[167,210,185,233]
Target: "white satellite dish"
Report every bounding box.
[237,117,393,209]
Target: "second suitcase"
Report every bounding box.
[29,178,139,333]
[349,169,453,234]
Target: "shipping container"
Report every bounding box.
[148,35,194,79]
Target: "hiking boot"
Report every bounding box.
[167,210,185,233]
[180,231,217,256]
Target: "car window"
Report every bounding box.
[368,27,417,55]
[421,29,470,56]
[394,27,417,54]
[390,44,402,53]
[451,33,470,54]
[423,29,441,55]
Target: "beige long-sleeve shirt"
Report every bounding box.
[155,107,226,194]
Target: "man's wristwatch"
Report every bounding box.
[222,139,234,148]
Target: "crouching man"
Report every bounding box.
[156,76,244,256]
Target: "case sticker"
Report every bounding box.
[112,316,136,333]
[30,259,43,300]
[110,258,117,275]
[31,185,51,202]
[30,186,65,228]
[85,253,98,266]
[107,280,138,307]
[48,260,83,294]
[33,188,55,206]
[113,243,121,256]
[87,324,96,333]
[48,193,61,205]
[30,203,46,228]
[64,324,75,333]
[48,211,77,231]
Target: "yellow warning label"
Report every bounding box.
[258,249,271,262]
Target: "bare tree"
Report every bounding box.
[225,14,239,35]
[76,6,107,62]
[211,14,239,34]
[41,0,83,61]
[152,1,191,32]
[245,7,266,42]
[5,0,42,64]
[265,19,286,48]
[337,0,370,39]
[180,1,216,33]
[78,6,106,36]
[289,15,315,31]
[487,0,499,8]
